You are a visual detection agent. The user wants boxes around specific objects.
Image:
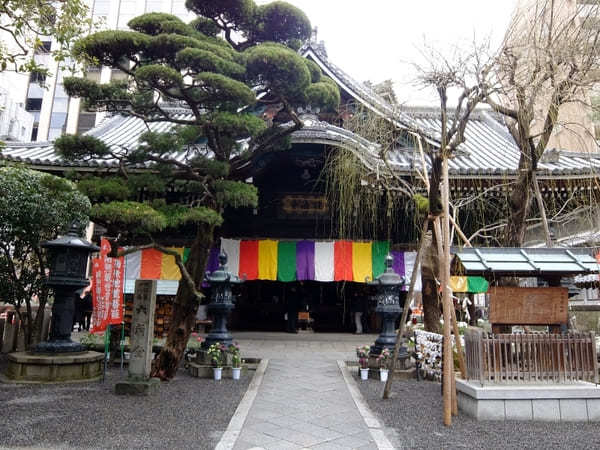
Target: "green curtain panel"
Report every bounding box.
[277,241,297,282]
[372,241,390,278]
[467,276,489,293]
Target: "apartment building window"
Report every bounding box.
[34,40,52,55]
[77,112,96,134]
[25,98,42,111]
[30,71,47,84]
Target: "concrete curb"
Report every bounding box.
[215,358,269,450]
[337,360,396,450]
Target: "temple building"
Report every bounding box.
[2,38,599,332]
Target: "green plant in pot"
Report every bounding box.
[356,345,370,380]
[207,342,226,380]
[376,348,391,382]
[228,342,242,380]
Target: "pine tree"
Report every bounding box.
[55,0,339,380]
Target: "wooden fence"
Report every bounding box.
[464,327,598,384]
[0,305,51,353]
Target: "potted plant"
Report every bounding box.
[228,342,242,380]
[356,345,370,380]
[207,342,226,380]
[376,348,391,382]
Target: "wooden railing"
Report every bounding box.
[464,327,598,384]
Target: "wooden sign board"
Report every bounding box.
[489,287,568,326]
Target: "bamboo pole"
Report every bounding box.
[449,215,471,247]
[451,362,458,416]
[440,156,453,426]
[433,219,467,379]
[382,217,430,400]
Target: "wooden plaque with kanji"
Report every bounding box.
[489,286,568,326]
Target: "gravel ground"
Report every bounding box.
[356,376,600,450]
[0,355,250,449]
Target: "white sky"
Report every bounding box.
[263,1,520,105]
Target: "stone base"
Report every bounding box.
[3,351,103,383]
[457,379,600,422]
[115,377,160,395]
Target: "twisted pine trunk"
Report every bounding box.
[505,171,533,247]
[151,223,214,380]
[420,228,442,334]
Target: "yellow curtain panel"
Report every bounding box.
[258,239,278,280]
[449,276,468,292]
[352,242,373,283]
[160,247,185,280]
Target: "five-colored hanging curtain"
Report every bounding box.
[123,239,424,291]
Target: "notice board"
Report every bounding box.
[489,286,568,326]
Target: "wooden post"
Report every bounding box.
[382,217,430,400]
[440,156,453,426]
[435,217,467,379]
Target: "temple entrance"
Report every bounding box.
[229,280,380,333]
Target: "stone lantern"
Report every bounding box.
[34,223,99,354]
[202,251,243,349]
[368,253,406,356]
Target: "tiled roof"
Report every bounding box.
[2,42,600,179]
[0,112,379,172]
[382,108,600,179]
[299,42,600,180]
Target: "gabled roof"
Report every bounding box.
[2,41,600,180]
[300,41,600,180]
[300,41,427,135]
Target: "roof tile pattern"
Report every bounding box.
[2,43,600,179]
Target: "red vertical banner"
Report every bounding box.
[90,238,124,333]
[239,240,259,280]
[90,257,107,333]
[108,252,124,325]
[334,240,353,281]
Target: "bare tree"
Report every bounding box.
[485,0,600,246]
[408,42,494,426]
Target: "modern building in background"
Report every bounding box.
[0,84,34,142]
[0,0,194,142]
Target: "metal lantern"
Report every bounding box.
[34,223,99,354]
[202,251,243,349]
[368,253,406,356]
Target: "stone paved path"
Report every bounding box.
[230,333,384,450]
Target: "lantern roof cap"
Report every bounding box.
[370,253,405,286]
[41,223,100,252]
[205,250,243,284]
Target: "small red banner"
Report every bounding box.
[90,238,124,333]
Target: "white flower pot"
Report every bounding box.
[360,368,369,380]
[213,367,222,380]
[232,367,241,380]
[379,369,389,382]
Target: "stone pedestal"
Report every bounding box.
[457,379,600,422]
[115,376,160,395]
[115,280,159,395]
[3,351,103,383]
[34,285,85,353]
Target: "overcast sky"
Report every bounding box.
[260,1,520,105]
